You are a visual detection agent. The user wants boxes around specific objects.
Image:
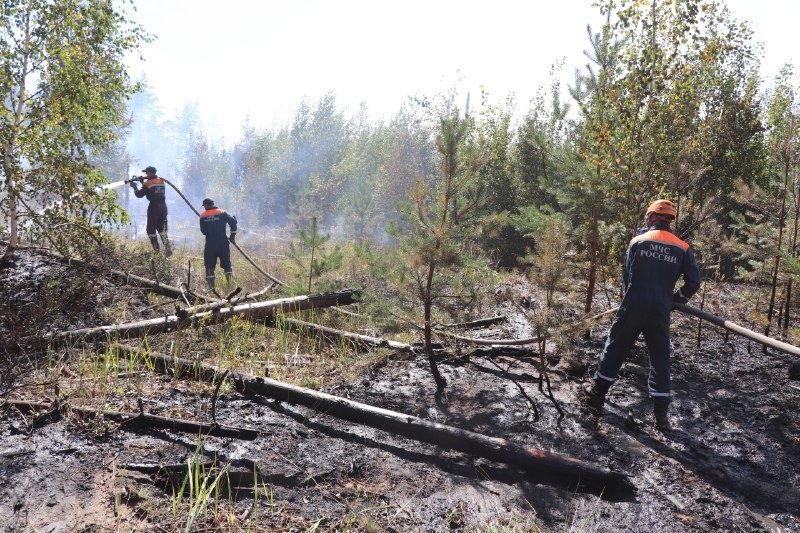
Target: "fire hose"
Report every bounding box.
[672,303,800,357]
[126,175,285,287]
[125,176,800,357]
[439,303,800,358]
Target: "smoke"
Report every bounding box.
[117,84,509,248]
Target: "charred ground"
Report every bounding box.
[1,245,799,532]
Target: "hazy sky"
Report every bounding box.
[125,0,800,142]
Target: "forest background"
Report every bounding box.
[2,0,799,340]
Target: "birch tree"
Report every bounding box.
[0,0,144,249]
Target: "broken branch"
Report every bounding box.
[4,399,258,440]
[273,317,414,353]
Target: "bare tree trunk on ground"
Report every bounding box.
[39,289,360,345]
[110,343,634,495]
[6,399,258,439]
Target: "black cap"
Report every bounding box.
[142,166,157,174]
[202,198,214,207]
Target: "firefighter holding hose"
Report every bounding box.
[582,199,701,432]
[129,165,172,257]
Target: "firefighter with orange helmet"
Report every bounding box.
[582,199,701,431]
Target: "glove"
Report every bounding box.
[672,291,688,305]
[228,234,236,244]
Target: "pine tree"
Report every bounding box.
[390,108,486,391]
[287,216,343,294]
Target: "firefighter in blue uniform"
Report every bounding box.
[582,199,701,431]
[199,198,237,287]
[130,165,172,257]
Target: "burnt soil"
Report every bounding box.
[1,246,799,531]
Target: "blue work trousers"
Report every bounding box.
[204,242,232,283]
[595,298,672,404]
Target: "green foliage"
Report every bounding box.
[286,216,343,293]
[38,0,790,300]
[389,106,491,388]
[0,0,146,250]
[472,95,520,266]
[513,207,572,307]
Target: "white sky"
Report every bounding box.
[125,0,800,142]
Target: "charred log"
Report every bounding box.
[111,344,634,495]
[40,289,361,345]
[4,399,258,439]
[271,317,414,352]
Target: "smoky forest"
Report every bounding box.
[1,0,799,531]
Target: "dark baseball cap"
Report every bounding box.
[202,198,215,207]
[142,166,157,174]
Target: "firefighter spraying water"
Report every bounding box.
[126,166,172,257]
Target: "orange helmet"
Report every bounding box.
[646,199,677,218]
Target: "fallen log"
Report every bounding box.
[442,315,507,329]
[41,289,361,345]
[4,399,258,439]
[674,303,800,357]
[108,270,214,304]
[112,344,633,494]
[437,307,619,346]
[275,317,414,352]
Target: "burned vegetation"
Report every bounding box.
[0,240,798,532]
[2,0,800,531]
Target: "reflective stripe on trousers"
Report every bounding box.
[595,298,672,402]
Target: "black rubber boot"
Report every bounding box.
[580,381,607,416]
[654,402,672,433]
[148,235,160,252]
[789,362,800,381]
[161,234,173,258]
